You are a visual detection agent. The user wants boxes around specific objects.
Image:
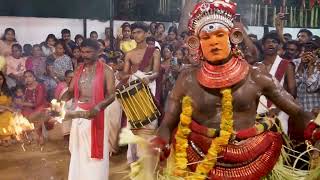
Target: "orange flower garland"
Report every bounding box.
[174,89,234,179]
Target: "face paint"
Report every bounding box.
[199,24,231,62]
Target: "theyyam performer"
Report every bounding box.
[144,0,315,179]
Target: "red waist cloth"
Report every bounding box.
[173,120,283,180]
[73,61,105,159]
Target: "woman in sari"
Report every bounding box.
[0,71,14,146]
[19,70,48,144]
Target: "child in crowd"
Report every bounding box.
[12,85,24,111]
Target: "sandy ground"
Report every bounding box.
[0,126,130,180]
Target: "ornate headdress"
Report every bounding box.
[188,0,237,35]
[187,0,249,89]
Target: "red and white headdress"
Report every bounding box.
[188,0,237,35]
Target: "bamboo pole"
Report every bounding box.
[258,4,261,26]
[273,7,277,27]
[311,7,314,28]
[299,7,303,27]
[316,7,319,28]
[264,4,268,25]
[255,4,258,26]
[305,8,308,27]
[250,4,253,25]
[290,6,293,27]
[285,6,288,27]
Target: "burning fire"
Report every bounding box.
[12,113,34,141]
[50,99,66,123]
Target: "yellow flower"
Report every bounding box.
[173,88,234,180]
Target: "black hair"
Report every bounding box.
[146,36,156,42]
[283,40,302,52]
[90,31,98,36]
[131,22,149,32]
[262,31,281,44]
[55,40,67,52]
[121,22,131,28]
[168,26,178,35]
[161,44,174,57]
[12,84,25,94]
[298,29,313,38]
[156,23,165,31]
[248,34,258,39]
[12,44,23,51]
[23,44,32,56]
[46,34,57,43]
[1,28,17,41]
[81,39,100,51]
[0,71,11,96]
[61,29,71,35]
[75,34,84,41]
[23,70,36,78]
[32,44,41,49]
[65,70,73,77]
[283,33,292,39]
[72,46,80,52]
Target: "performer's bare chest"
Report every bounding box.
[184,74,261,129]
[130,50,153,72]
[78,69,95,102]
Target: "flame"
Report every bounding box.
[12,113,34,141]
[50,99,66,123]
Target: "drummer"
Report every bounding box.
[121,22,161,163]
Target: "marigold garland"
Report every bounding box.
[173,89,234,180]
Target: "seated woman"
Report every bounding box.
[0,71,14,146]
[19,70,48,144]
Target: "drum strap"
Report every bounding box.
[139,46,156,71]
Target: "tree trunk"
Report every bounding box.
[178,0,198,34]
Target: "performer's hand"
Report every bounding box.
[150,136,170,161]
[141,77,150,85]
[88,106,101,118]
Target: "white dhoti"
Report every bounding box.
[127,70,158,163]
[62,100,74,135]
[68,106,109,180]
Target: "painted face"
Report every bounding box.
[199,25,231,63]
